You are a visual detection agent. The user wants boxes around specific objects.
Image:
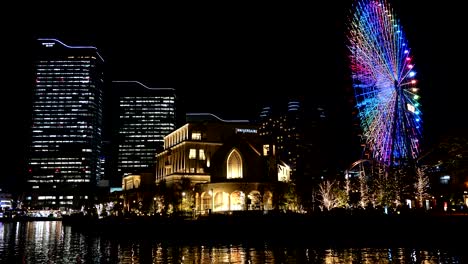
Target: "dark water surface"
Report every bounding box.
[0,221,465,263]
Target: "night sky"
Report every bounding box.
[2,1,467,193]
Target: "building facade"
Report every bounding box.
[257,98,333,210]
[258,99,310,179]
[121,173,156,214]
[112,81,176,179]
[25,38,104,210]
[155,113,292,215]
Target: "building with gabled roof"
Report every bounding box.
[155,113,293,215]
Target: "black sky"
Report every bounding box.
[2,1,467,192]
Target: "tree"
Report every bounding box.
[358,170,369,208]
[414,166,430,209]
[275,182,298,211]
[391,167,413,208]
[154,179,171,216]
[371,168,391,208]
[178,177,194,212]
[317,180,343,211]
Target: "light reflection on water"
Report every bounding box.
[0,221,465,263]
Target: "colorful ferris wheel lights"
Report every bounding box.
[347,0,423,167]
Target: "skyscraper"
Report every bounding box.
[257,98,332,211]
[112,81,176,181]
[25,38,104,210]
[257,98,332,179]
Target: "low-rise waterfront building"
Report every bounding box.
[155,113,293,215]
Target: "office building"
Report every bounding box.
[25,38,104,210]
[258,99,306,179]
[112,81,176,179]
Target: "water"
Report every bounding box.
[0,221,465,263]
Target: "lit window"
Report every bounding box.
[277,163,291,182]
[199,149,206,160]
[189,149,197,159]
[227,149,242,179]
[192,132,201,140]
[440,175,450,184]
[263,145,269,156]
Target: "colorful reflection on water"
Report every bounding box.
[0,221,465,263]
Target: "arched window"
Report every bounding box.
[226,149,242,179]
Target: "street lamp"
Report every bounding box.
[181,192,186,212]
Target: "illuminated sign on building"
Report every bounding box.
[41,42,56,48]
[235,128,257,134]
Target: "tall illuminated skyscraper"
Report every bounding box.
[112,81,177,180]
[25,38,104,210]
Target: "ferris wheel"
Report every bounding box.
[347,0,423,168]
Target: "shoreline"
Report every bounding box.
[0,216,62,222]
[61,212,468,248]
